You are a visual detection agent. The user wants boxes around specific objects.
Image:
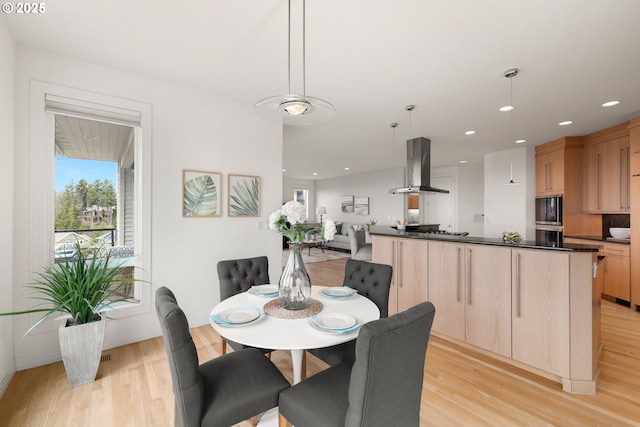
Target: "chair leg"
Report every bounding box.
[301,351,307,380]
[278,413,293,427]
[221,337,227,355]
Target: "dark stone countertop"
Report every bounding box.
[564,234,630,245]
[369,226,599,252]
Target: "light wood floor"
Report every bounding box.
[1,257,640,426]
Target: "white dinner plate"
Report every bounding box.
[308,317,361,335]
[216,306,261,324]
[248,285,279,297]
[320,287,357,299]
[312,312,357,330]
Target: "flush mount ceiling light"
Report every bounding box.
[499,68,519,112]
[255,0,335,126]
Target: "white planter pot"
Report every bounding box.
[59,317,106,387]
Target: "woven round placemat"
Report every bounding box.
[264,298,323,319]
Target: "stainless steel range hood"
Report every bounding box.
[389,137,449,194]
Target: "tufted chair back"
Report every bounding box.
[343,259,392,318]
[155,287,204,427]
[306,259,393,367]
[217,256,270,301]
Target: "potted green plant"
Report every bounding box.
[1,242,138,387]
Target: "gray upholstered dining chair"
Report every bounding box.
[347,225,372,261]
[278,301,436,427]
[216,256,272,355]
[155,287,290,427]
[307,259,392,366]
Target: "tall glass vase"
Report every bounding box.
[279,241,312,310]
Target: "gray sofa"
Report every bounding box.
[324,223,368,252]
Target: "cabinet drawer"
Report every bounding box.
[604,243,630,257]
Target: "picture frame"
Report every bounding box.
[341,195,354,213]
[183,169,222,217]
[354,196,369,215]
[228,174,261,217]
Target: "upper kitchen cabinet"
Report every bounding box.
[583,123,630,213]
[535,137,583,198]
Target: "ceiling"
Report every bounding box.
[4,0,640,180]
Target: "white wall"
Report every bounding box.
[283,177,316,221]
[12,46,283,370]
[315,168,405,226]
[456,164,485,237]
[0,19,16,397]
[484,147,536,239]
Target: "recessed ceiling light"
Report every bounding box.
[499,105,514,112]
[282,169,286,172]
[515,139,526,144]
[459,160,467,164]
[559,120,573,126]
[344,167,350,170]
[465,130,476,135]
[313,172,318,176]
[602,100,621,107]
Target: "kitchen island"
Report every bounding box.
[369,226,601,395]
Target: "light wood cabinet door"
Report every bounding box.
[372,236,398,314]
[512,249,570,377]
[603,243,630,301]
[601,136,630,212]
[428,241,465,340]
[547,149,565,194]
[396,238,428,313]
[464,245,512,357]
[536,150,565,196]
[535,153,548,196]
[583,143,603,212]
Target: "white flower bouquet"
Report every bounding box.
[269,201,336,242]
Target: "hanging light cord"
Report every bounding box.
[302,0,306,97]
[287,0,291,94]
[392,123,397,188]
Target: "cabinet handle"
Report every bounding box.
[620,148,624,209]
[596,153,601,209]
[391,240,396,288]
[398,241,403,288]
[456,247,461,302]
[466,248,472,305]
[515,253,521,318]
[547,162,552,190]
[627,147,631,210]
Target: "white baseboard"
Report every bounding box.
[0,369,16,399]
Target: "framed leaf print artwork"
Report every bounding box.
[355,197,369,215]
[228,174,261,217]
[182,170,222,217]
[341,195,354,213]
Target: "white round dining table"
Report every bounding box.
[209,285,380,385]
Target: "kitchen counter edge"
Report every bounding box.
[368,226,598,252]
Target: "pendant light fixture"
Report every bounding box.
[255,0,335,126]
[390,122,398,190]
[503,161,520,185]
[499,68,519,112]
